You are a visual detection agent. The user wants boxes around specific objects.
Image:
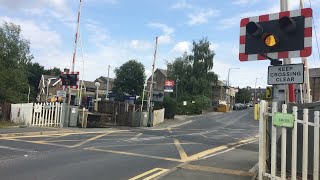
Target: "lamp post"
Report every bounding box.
[226,68,240,108]
[254,78,261,104]
[46,78,56,101]
[27,84,30,103]
[94,82,100,112]
[106,65,110,100]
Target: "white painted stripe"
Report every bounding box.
[267,52,278,59]
[0,145,37,153]
[269,13,279,21]
[240,27,246,36]
[290,9,301,17]
[168,120,192,128]
[304,37,312,47]
[239,44,245,53]
[248,54,257,61]
[305,17,312,28]
[288,50,300,58]
[249,16,259,22]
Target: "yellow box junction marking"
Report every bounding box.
[181,164,254,177]
[70,131,115,148]
[130,133,143,141]
[173,139,188,160]
[129,168,169,180]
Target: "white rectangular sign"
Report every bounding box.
[268,64,304,85]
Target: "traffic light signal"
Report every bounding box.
[239,8,313,61]
[266,86,272,99]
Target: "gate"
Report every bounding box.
[31,102,63,127]
[258,100,319,180]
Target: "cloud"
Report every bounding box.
[0,16,61,50]
[85,19,110,45]
[188,9,220,25]
[210,43,219,51]
[170,0,193,9]
[129,40,153,49]
[232,0,258,5]
[148,23,175,44]
[172,41,191,54]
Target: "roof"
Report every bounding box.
[158,69,167,77]
[42,75,60,87]
[83,80,108,90]
[310,68,320,78]
[95,76,114,84]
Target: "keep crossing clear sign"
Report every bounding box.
[267,64,304,85]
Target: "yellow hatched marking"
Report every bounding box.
[70,131,115,148]
[167,128,173,133]
[181,164,253,177]
[173,139,188,160]
[129,168,169,180]
[85,147,183,162]
[130,133,143,140]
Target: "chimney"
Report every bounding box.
[64,68,70,73]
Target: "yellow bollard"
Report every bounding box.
[254,104,260,120]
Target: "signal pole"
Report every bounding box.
[299,0,312,103]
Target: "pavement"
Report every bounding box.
[0,108,259,180]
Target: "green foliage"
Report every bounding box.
[176,95,211,115]
[167,37,218,100]
[0,22,61,103]
[25,62,61,101]
[0,22,32,103]
[112,60,145,101]
[163,96,176,119]
[235,88,252,103]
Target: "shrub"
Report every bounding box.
[163,96,176,119]
[176,95,212,115]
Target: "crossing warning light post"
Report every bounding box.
[239,7,313,104]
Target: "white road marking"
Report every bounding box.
[0,145,37,153]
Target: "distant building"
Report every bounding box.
[146,69,167,91]
[309,68,320,102]
[247,87,266,103]
[94,76,114,93]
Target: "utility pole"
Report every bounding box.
[106,65,110,100]
[299,0,312,103]
[147,37,158,126]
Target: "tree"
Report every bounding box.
[235,88,251,103]
[26,62,61,101]
[0,22,33,103]
[167,37,218,100]
[112,60,145,101]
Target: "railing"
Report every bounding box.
[259,100,319,180]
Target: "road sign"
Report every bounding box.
[267,64,304,85]
[239,8,313,61]
[273,112,294,128]
[152,90,164,102]
[164,80,174,92]
[57,90,67,97]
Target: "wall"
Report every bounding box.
[310,77,320,102]
[11,103,33,125]
[152,108,165,126]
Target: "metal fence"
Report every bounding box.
[259,100,319,180]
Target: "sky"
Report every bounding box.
[0,0,320,88]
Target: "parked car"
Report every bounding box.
[233,103,243,110]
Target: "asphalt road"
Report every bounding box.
[0,108,258,180]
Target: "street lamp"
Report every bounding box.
[27,84,30,103]
[226,68,240,109]
[94,82,100,112]
[46,78,57,101]
[254,77,261,104]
